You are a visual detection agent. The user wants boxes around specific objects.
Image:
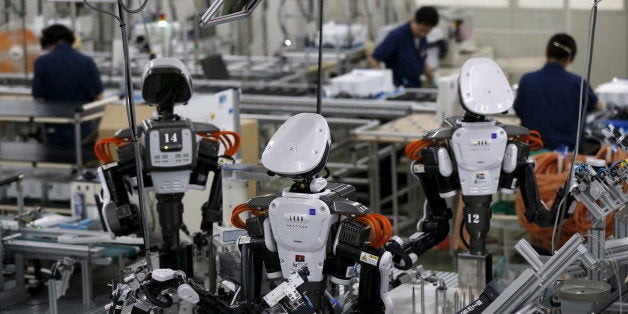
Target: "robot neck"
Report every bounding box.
[462,111,487,123]
[156,103,178,121]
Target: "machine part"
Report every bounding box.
[556,279,611,314]
[457,251,492,294]
[482,234,607,313]
[262,267,309,311]
[456,279,504,314]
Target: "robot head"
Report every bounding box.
[261,113,331,180]
[142,58,193,109]
[458,58,513,116]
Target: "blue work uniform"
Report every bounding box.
[514,62,598,152]
[371,23,427,88]
[32,42,104,148]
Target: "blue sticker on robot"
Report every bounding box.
[309,208,316,215]
[491,133,497,139]
[219,95,227,103]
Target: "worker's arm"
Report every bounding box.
[594,101,605,111]
[423,60,434,81]
[96,92,104,100]
[368,56,383,69]
[370,32,397,70]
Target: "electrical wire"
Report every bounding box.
[83,0,122,23]
[84,0,154,269]
[551,0,601,255]
[119,0,150,14]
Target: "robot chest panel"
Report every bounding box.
[268,198,334,251]
[451,126,507,170]
[452,126,507,195]
[268,197,335,282]
[146,128,196,169]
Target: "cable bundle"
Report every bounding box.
[355,214,393,249]
[230,203,393,249]
[405,139,439,161]
[512,130,544,151]
[515,146,627,252]
[197,131,241,157]
[230,203,268,230]
[94,137,131,164]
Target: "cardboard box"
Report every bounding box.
[97,103,154,141]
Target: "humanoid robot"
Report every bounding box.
[230,113,396,313]
[97,58,240,274]
[399,58,553,290]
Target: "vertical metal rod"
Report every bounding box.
[81,258,92,305]
[391,145,399,233]
[16,176,24,216]
[74,112,83,167]
[49,279,58,314]
[20,0,27,83]
[117,0,152,269]
[15,254,24,287]
[435,287,439,314]
[421,281,425,314]
[315,0,324,114]
[412,286,416,314]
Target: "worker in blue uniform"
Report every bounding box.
[32,24,104,148]
[514,33,603,152]
[368,6,439,88]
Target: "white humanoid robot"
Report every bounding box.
[232,113,395,313]
[397,58,554,291]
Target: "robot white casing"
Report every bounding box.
[261,113,335,282]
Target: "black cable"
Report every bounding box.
[83,0,122,23]
[315,0,324,115]
[142,284,173,308]
[119,0,150,14]
[460,218,469,249]
[552,0,600,252]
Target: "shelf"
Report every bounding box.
[0,142,98,167]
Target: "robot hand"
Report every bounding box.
[105,266,201,313]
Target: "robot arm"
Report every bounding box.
[389,146,454,268]
[332,218,394,314]
[501,140,556,227]
[97,143,143,238]
[190,138,222,231]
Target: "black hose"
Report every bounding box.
[142,284,173,308]
[385,241,413,271]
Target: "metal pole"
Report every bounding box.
[117,0,152,269]
[74,112,83,167]
[390,145,399,234]
[20,0,28,83]
[80,258,91,305]
[315,0,324,114]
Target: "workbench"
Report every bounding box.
[0,97,116,168]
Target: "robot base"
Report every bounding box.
[457,251,492,293]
